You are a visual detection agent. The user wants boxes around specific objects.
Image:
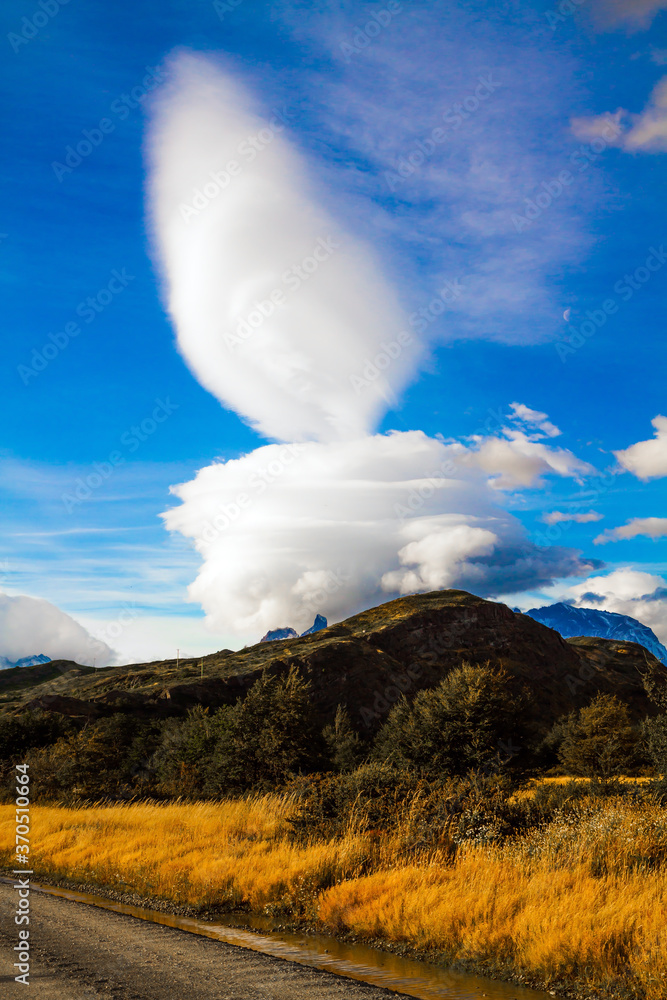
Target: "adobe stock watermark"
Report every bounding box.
[198,443,307,543]
[92,603,140,648]
[356,626,472,728]
[339,2,403,63]
[51,67,164,182]
[61,398,179,513]
[224,236,340,350]
[8,0,70,54]
[350,277,466,394]
[179,107,294,223]
[300,568,352,616]
[512,115,621,232]
[17,268,135,385]
[18,268,135,384]
[534,474,616,548]
[556,245,667,362]
[213,0,244,20]
[545,0,587,31]
[384,72,501,193]
[385,75,501,193]
[393,459,458,521]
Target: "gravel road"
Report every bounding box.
[0,882,407,1000]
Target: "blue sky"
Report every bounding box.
[1,0,667,663]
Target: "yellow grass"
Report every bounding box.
[2,794,667,998]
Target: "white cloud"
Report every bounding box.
[448,403,592,490]
[543,510,604,525]
[572,79,667,154]
[162,430,600,639]
[614,415,667,479]
[75,613,227,666]
[146,52,421,443]
[509,402,561,438]
[146,54,605,641]
[566,569,667,645]
[622,76,667,152]
[570,110,625,145]
[458,431,594,490]
[0,593,114,667]
[595,516,667,543]
[591,0,667,30]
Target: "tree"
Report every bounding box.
[207,666,321,792]
[322,706,365,772]
[372,662,529,779]
[557,693,639,780]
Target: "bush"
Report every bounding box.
[556,694,640,780]
[25,714,162,803]
[372,662,531,779]
[642,713,667,799]
[286,764,527,850]
[0,710,78,801]
[154,667,323,797]
[322,706,365,772]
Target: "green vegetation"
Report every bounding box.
[371,663,530,777]
[553,693,640,780]
[1,657,664,807]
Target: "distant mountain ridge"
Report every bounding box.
[0,653,51,670]
[525,603,667,665]
[260,615,328,643]
[6,592,666,730]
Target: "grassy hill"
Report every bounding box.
[3,590,664,729]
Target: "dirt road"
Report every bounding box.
[0,882,406,1000]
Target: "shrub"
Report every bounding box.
[25,714,162,803]
[322,706,365,772]
[154,667,322,797]
[286,763,526,850]
[556,693,640,780]
[371,661,531,779]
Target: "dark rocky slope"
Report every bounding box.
[3,591,664,730]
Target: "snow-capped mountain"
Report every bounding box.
[0,653,52,670]
[260,615,328,643]
[300,614,328,636]
[525,604,667,666]
[260,626,299,643]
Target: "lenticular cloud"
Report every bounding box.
[150,53,599,641]
[147,52,419,443]
[164,432,599,638]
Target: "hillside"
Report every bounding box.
[3,590,664,730]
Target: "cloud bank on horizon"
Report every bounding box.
[0,592,113,667]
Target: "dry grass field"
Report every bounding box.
[2,791,667,998]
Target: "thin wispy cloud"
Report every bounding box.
[590,0,667,30]
[269,2,598,346]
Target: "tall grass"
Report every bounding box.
[2,793,666,998]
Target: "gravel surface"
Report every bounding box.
[0,882,408,1000]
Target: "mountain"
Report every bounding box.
[525,603,667,666]
[5,591,665,730]
[300,614,328,636]
[260,615,328,642]
[0,653,51,670]
[260,627,298,642]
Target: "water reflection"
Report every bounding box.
[24,880,553,999]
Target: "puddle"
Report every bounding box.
[4,878,554,999]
